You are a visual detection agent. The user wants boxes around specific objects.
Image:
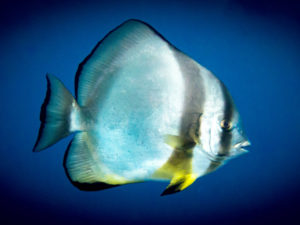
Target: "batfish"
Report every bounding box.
[33,19,250,195]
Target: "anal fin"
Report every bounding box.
[161,174,197,196]
[64,132,129,191]
[71,181,119,191]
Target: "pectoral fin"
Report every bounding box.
[164,135,196,150]
[161,174,197,196]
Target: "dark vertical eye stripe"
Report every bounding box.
[219,82,234,156]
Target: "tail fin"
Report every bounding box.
[33,74,80,152]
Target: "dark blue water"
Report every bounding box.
[1,0,299,224]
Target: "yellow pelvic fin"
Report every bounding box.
[153,134,198,195]
[153,134,196,180]
[152,147,193,179]
[161,174,197,196]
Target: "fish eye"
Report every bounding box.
[220,120,233,131]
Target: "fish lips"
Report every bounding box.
[233,140,251,154]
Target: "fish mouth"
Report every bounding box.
[234,140,251,152]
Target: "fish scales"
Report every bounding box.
[33,19,250,195]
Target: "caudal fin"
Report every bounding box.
[33,74,80,152]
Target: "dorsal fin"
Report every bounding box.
[75,19,173,107]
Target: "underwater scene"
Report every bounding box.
[0,0,299,224]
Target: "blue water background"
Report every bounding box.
[0,0,299,224]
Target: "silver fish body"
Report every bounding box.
[33,19,250,195]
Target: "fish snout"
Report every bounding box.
[232,139,251,156]
[241,140,251,148]
[233,140,250,148]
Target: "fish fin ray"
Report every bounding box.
[161,174,197,196]
[33,74,80,152]
[70,181,119,192]
[75,19,172,106]
[64,132,129,189]
[164,135,196,150]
